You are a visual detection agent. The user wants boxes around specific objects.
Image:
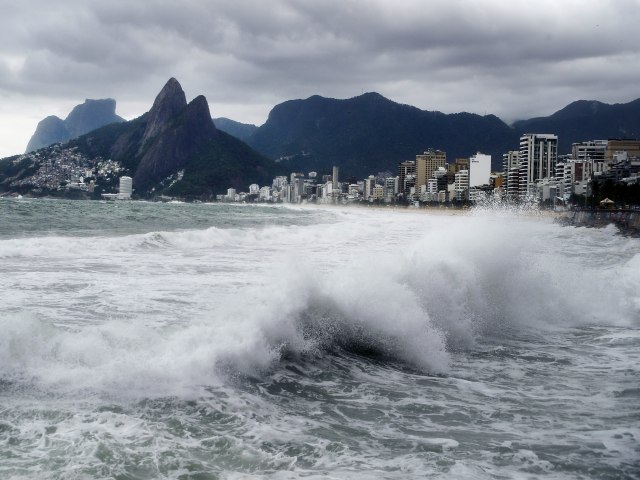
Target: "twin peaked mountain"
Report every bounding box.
[70,78,275,197]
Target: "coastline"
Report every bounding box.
[558,208,640,236]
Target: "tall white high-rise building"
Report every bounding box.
[469,152,491,187]
[118,176,132,199]
[555,160,572,200]
[518,133,558,198]
[454,169,469,201]
[502,150,520,197]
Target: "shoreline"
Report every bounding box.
[558,208,640,236]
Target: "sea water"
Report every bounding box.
[0,198,638,479]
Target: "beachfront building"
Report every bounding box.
[555,159,573,200]
[398,160,416,199]
[259,186,271,201]
[363,175,375,200]
[416,149,447,193]
[384,176,399,202]
[518,133,558,199]
[372,184,384,201]
[502,150,520,198]
[118,176,132,199]
[454,169,469,201]
[573,140,607,174]
[469,152,491,188]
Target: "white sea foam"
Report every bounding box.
[0,206,639,401]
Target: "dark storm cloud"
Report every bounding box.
[1,0,639,123]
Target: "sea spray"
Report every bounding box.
[1,199,639,478]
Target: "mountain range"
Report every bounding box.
[242,92,515,175]
[214,94,640,175]
[512,99,640,150]
[11,81,640,196]
[3,79,278,199]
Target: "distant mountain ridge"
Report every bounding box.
[13,86,640,195]
[512,98,640,153]
[26,98,124,152]
[213,118,258,141]
[239,92,516,175]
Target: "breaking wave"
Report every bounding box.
[1,206,639,398]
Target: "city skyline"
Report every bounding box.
[1,0,640,158]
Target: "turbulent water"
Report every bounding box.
[1,198,638,479]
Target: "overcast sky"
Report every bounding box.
[1,0,639,157]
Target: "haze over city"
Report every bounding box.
[1,0,639,158]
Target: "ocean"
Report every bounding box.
[0,198,638,479]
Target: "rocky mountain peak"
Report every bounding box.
[186,95,216,128]
[25,116,70,152]
[64,98,121,138]
[25,99,124,153]
[139,77,188,149]
[132,89,219,189]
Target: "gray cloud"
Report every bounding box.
[1,0,639,156]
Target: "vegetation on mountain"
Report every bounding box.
[244,92,517,175]
[68,79,279,198]
[233,93,640,176]
[3,83,640,199]
[166,130,275,199]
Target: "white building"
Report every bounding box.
[280,185,292,203]
[363,175,375,200]
[502,150,520,197]
[249,184,260,195]
[423,178,438,202]
[519,133,558,198]
[469,153,491,187]
[555,161,572,200]
[259,186,271,201]
[272,176,288,190]
[572,140,607,173]
[118,176,132,199]
[454,169,469,201]
[384,176,399,201]
[332,166,339,192]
